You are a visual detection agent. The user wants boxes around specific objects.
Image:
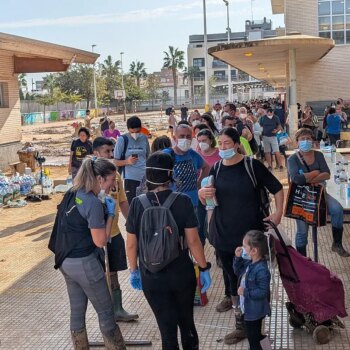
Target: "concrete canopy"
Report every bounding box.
[271,0,284,14]
[208,34,335,88]
[0,32,99,73]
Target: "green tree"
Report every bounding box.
[100,55,121,100]
[55,64,95,108]
[129,61,147,88]
[43,74,57,94]
[163,46,185,105]
[123,75,146,112]
[36,94,56,123]
[144,74,161,109]
[183,66,200,104]
[18,73,27,100]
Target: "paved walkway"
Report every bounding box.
[1,195,350,349]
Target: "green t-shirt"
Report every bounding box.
[240,137,252,156]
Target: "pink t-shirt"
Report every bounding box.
[103,129,121,139]
[198,149,220,167]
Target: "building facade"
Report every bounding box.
[273,0,350,106]
[187,18,278,103]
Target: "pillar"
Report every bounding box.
[288,48,298,140]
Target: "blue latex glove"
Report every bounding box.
[130,269,142,291]
[200,270,212,293]
[105,196,116,216]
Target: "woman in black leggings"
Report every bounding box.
[126,152,212,350]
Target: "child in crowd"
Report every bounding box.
[234,230,271,350]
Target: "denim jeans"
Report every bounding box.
[295,193,343,248]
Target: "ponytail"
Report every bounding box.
[73,158,116,193]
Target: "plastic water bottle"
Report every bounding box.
[66,175,73,188]
[331,145,336,163]
[335,175,341,194]
[320,139,325,151]
[347,179,350,199]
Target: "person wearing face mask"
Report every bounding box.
[198,127,283,345]
[163,124,210,235]
[188,111,201,128]
[259,108,283,171]
[126,152,211,350]
[196,129,220,245]
[49,158,126,349]
[114,116,150,204]
[287,128,349,257]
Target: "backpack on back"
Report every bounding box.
[138,192,184,273]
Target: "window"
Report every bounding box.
[194,71,205,81]
[319,1,330,15]
[0,83,9,108]
[231,70,237,80]
[212,59,227,68]
[319,0,349,45]
[213,70,226,81]
[193,58,205,68]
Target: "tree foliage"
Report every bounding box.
[163,46,185,105]
[99,55,121,99]
[129,61,147,88]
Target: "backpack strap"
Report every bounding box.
[244,156,257,188]
[118,134,129,177]
[138,194,152,210]
[213,160,223,180]
[162,192,180,209]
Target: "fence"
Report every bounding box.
[21,109,87,125]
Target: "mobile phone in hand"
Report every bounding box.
[132,153,138,159]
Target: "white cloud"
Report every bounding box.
[0,0,252,29]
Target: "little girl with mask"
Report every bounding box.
[234,230,272,350]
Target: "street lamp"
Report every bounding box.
[120,52,127,121]
[223,0,232,102]
[91,44,98,115]
[203,0,210,111]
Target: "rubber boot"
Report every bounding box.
[101,326,126,350]
[331,227,350,257]
[71,328,89,350]
[112,289,139,322]
[296,245,307,257]
[224,308,246,345]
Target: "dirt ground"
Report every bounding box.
[0,111,170,292]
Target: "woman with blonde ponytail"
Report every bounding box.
[49,157,126,350]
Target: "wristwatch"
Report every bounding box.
[199,262,212,272]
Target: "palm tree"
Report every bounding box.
[129,61,147,88]
[100,55,121,98]
[43,74,57,94]
[18,73,27,100]
[183,66,200,104]
[163,46,185,105]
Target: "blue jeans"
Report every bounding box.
[295,193,343,248]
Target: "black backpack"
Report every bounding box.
[117,134,129,176]
[138,192,184,273]
[214,157,271,218]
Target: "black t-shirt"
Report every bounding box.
[181,106,188,116]
[70,139,93,168]
[126,190,198,286]
[100,118,109,132]
[209,158,282,252]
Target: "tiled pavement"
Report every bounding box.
[1,185,350,349]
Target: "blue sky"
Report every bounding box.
[1,0,283,82]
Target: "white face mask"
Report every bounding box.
[97,189,106,203]
[267,114,273,119]
[130,132,139,140]
[177,138,192,152]
[199,142,210,152]
[240,114,247,119]
[192,120,200,127]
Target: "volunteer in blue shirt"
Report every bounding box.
[163,124,210,208]
[326,107,342,145]
[114,116,150,204]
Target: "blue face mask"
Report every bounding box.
[299,140,313,152]
[242,247,251,260]
[219,148,236,160]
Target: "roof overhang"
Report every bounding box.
[271,0,285,14]
[0,32,99,73]
[208,34,335,88]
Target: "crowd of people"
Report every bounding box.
[50,97,349,350]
